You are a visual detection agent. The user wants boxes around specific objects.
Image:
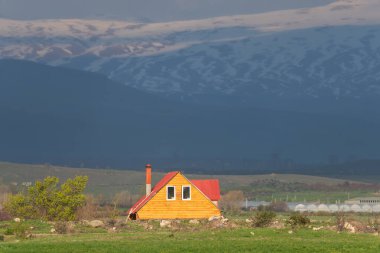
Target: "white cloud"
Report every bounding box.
[0,0,336,21]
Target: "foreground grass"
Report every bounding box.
[1,228,380,253]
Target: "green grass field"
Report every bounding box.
[1,226,380,253]
[2,213,380,253]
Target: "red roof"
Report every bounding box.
[191,179,221,201]
[128,171,179,214]
[128,172,221,214]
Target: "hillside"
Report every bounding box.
[0,161,363,196]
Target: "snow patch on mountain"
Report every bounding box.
[1,0,380,100]
[101,25,380,99]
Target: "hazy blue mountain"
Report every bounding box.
[1,60,380,171]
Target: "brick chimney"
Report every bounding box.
[146,164,152,196]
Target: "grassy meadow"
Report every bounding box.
[1,216,380,253]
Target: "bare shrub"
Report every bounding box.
[368,216,380,233]
[0,185,11,204]
[0,185,11,218]
[0,210,11,221]
[219,191,244,212]
[112,191,133,209]
[335,212,346,232]
[106,218,117,227]
[54,221,68,234]
[103,205,119,219]
[76,195,120,220]
[95,194,108,206]
[76,195,100,220]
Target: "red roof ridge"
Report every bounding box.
[129,171,180,214]
[190,179,221,201]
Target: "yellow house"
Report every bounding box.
[128,164,221,220]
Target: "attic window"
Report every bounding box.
[167,186,175,200]
[182,186,191,200]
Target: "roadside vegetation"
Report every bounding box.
[1,211,380,253]
[1,173,380,252]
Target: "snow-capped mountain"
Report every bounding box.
[1,0,380,104]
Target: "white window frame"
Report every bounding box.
[166,186,176,200]
[182,185,191,201]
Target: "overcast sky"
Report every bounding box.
[0,0,335,22]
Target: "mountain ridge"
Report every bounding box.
[1,0,380,106]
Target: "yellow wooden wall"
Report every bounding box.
[137,173,221,219]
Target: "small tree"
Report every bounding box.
[5,176,88,221]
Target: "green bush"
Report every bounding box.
[11,222,27,239]
[5,176,88,221]
[252,211,276,227]
[287,213,310,229]
[4,228,14,235]
[4,194,34,219]
[0,234,4,241]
